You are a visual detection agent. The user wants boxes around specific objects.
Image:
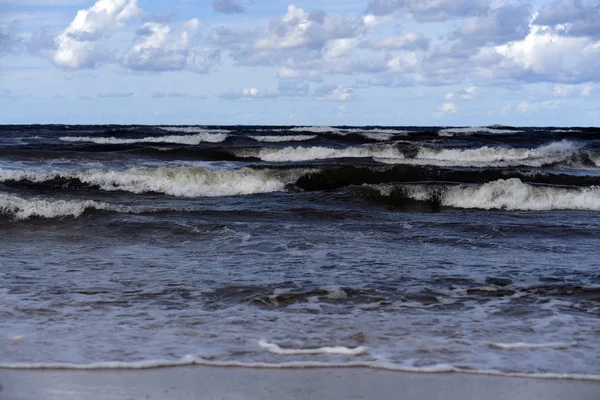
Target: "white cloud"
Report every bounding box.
[553,84,574,97]
[495,25,600,83]
[517,101,529,113]
[229,5,367,69]
[123,20,220,73]
[440,102,457,113]
[460,86,477,99]
[444,92,454,100]
[581,84,593,96]
[53,0,141,69]
[243,86,259,96]
[372,32,430,50]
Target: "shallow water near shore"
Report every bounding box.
[1,125,599,379]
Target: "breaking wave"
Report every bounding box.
[376,140,591,168]
[0,167,303,198]
[438,127,523,136]
[60,132,228,145]
[290,126,406,140]
[374,179,600,211]
[249,135,316,143]
[0,193,118,220]
[237,144,405,162]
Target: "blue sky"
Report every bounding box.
[0,0,599,126]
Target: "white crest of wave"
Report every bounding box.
[249,135,316,143]
[60,132,228,145]
[488,342,578,350]
[418,140,580,164]
[399,179,600,211]
[258,340,368,356]
[377,140,581,167]
[0,167,301,198]
[243,145,405,162]
[438,127,522,136]
[158,126,230,134]
[0,193,113,220]
[290,126,404,141]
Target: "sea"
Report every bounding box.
[1,124,599,380]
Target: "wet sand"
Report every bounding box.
[1,367,599,400]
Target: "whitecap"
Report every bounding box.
[258,340,367,356]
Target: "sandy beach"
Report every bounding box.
[1,367,598,400]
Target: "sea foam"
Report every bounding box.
[0,167,303,198]
[0,193,117,220]
[376,179,600,211]
[239,145,405,162]
[60,132,228,145]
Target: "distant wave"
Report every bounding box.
[236,144,405,162]
[290,126,407,140]
[0,193,119,220]
[0,167,306,198]
[373,179,600,211]
[376,140,594,168]
[438,127,523,136]
[60,132,228,145]
[234,140,594,167]
[249,135,317,143]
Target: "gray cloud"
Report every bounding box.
[533,0,600,38]
[451,4,531,47]
[212,0,245,14]
[367,0,489,21]
[0,26,22,54]
[227,5,367,69]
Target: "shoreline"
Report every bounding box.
[1,366,599,400]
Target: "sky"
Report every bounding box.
[0,0,599,126]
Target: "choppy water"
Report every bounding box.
[1,125,599,378]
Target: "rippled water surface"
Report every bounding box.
[1,125,599,378]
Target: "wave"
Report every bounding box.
[249,135,316,143]
[236,144,405,162]
[438,127,523,136]
[60,132,228,145]
[376,140,592,168]
[1,357,598,381]
[158,126,230,134]
[258,340,367,355]
[0,193,119,220]
[0,167,304,198]
[373,179,600,211]
[488,342,578,350]
[290,126,406,141]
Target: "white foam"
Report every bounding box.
[376,179,600,211]
[377,140,582,168]
[158,127,230,134]
[488,342,578,350]
[60,132,228,145]
[290,126,405,140]
[1,358,599,381]
[0,193,117,220]
[0,167,302,198]
[438,127,522,136]
[258,340,367,356]
[240,145,405,162]
[249,135,316,143]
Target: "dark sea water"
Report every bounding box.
[1,125,599,379]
